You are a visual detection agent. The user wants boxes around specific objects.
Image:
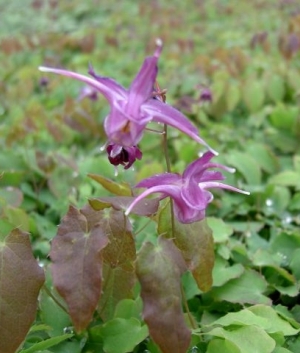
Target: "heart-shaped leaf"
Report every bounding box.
[50,205,109,332]
[0,229,45,353]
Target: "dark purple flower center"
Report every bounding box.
[106,144,142,169]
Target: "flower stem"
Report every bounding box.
[162,123,175,239]
[43,284,68,314]
[181,283,197,330]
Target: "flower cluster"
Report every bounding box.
[39,39,248,223]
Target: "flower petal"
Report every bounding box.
[200,182,250,195]
[136,173,180,188]
[183,151,215,179]
[181,181,213,210]
[105,102,148,146]
[88,65,127,100]
[127,39,163,117]
[125,184,181,216]
[39,66,125,105]
[144,99,218,155]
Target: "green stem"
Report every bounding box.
[181,283,197,330]
[43,284,68,314]
[162,124,175,239]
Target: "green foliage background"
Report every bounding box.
[1,0,300,352]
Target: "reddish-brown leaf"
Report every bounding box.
[96,208,136,320]
[157,202,214,292]
[0,229,45,353]
[50,205,108,332]
[136,237,191,353]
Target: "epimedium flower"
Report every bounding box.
[39,39,217,155]
[125,151,249,224]
[106,144,142,170]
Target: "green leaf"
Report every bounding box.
[207,217,233,243]
[275,305,300,329]
[207,326,275,353]
[212,256,244,287]
[266,74,285,103]
[290,249,300,280]
[208,308,269,328]
[209,269,271,305]
[50,205,109,332]
[88,174,132,196]
[99,318,148,353]
[136,237,191,353]
[245,143,278,174]
[289,192,300,211]
[114,298,143,320]
[207,338,241,353]
[0,229,45,353]
[226,82,241,111]
[272,347,293,353]
[19,334,73,353]
[269,104,298,131]
[227,151,262,185]
[39,288,72,337]
[158,202,214,291]
[243,79,265,113]
[269,171,300,188]
[248,305,299,335]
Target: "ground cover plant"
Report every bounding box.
[1,1,300,352]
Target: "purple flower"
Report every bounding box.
[39,39,216,154]
[106,144,142,170]
[125,151,249,223]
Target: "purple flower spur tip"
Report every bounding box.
[125,151,249,223]
[39,39,217,154]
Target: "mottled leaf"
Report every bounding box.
[136,237,190,353]
[88,174,132,196]
[89,196,159,216]
[97,208,136,320]
[50,205,109,332]
[0,229,45,353]
[158,202,214,291]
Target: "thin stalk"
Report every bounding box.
[162,123,175,239]
[43,284,68,314]
[181,283,197,330]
